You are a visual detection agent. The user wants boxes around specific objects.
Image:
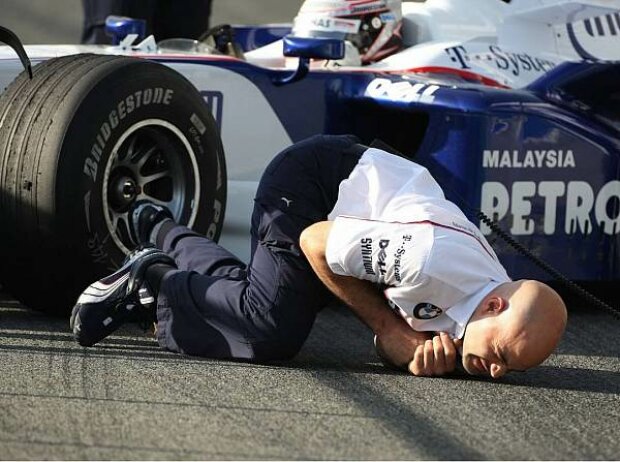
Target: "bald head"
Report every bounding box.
[498,280,568,370]
[462,280,567,378]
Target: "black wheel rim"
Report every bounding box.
[102,119,200,253]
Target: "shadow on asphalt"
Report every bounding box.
[1,300,619,459]
[500,365,620,395]
[2,301,619,391]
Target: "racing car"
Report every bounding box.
[0,0,619,314]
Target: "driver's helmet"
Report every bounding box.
[292,0,403,65]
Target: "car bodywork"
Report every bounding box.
[0,0,619,283]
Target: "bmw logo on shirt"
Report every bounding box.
[413,303,443,320]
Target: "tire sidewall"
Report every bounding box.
[56,60,226,273]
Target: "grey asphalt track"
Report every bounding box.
[1,297,620,460]
[0,1,619,460]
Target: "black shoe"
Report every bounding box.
[129,201,173,245]
[70,245,177,347]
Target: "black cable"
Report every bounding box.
[384,140,618,318]
[438,179,620,319]
[475,210,620,320]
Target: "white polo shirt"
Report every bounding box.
[326,148,511,339]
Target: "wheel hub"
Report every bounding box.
[111,175,142,210]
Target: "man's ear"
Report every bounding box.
[485,296,508,315]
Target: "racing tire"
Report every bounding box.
[0,53,226,315]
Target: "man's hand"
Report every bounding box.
[408,332,462,376]
[375,318,431,369]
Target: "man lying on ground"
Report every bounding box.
[70,135,567,378]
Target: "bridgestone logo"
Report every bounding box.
[83,88,175,182]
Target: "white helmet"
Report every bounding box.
[292,0,403,65]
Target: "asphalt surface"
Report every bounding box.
[1,1,620,460]
[1,296,619,460]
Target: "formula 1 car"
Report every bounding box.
[0,0,619,313]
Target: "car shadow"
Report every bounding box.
[2,303,619,394]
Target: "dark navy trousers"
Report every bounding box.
[155,135,365,361]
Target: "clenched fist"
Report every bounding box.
[408,332,462,376]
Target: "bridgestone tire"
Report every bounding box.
[0,54,226,314]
